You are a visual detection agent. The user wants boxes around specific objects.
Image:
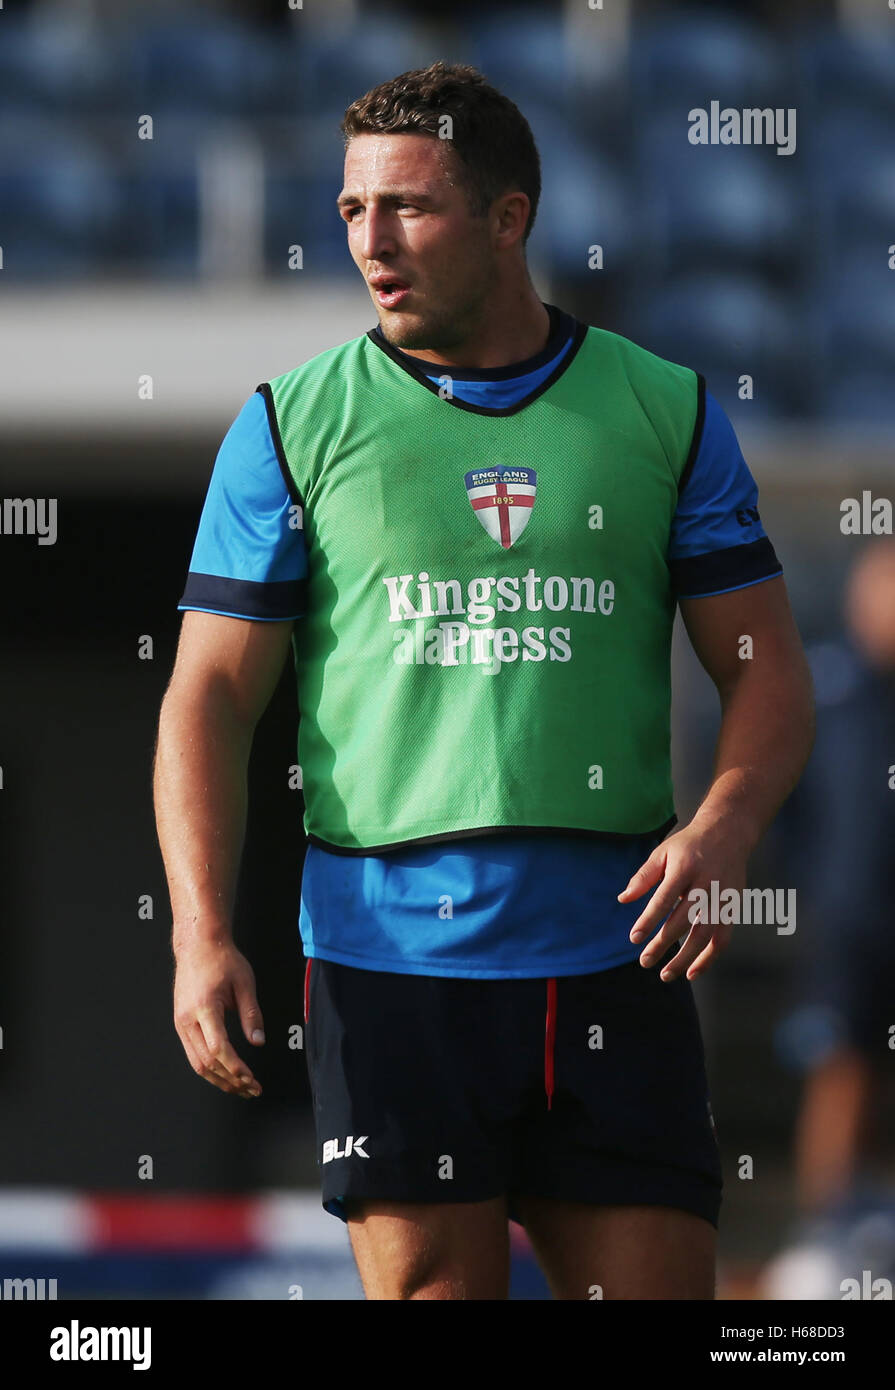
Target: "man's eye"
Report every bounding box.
[343,203,416,219]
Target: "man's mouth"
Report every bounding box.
[370,278,411,309]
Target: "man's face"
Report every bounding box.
[338,132,497,353]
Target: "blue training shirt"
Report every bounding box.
[178,304,782,978]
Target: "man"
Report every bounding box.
[154,61,814,1300]
[786,540,895,1215]
[760,539,895,1300]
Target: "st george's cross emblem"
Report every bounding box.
[464,465,537,548]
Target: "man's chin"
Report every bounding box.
[377,311,431,350]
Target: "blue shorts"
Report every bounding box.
[304,951,723,1228]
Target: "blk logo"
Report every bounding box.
[322,1135,369,1164]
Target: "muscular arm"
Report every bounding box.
[678,575,815,852]
[154,610,295,1094]
[619,576,815,979]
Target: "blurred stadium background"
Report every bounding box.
[1,0,894,1299]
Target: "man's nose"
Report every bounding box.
[361,207,396,262]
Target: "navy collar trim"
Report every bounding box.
[369,302,575,382]
[365,303,588,418]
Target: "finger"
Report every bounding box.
[617,849,667,903]
[235,982,265,1048]
[175,1021,214,1083]
[195,1005,260,1092]
[210,1041,261,1095]
[630,852,711,941]
[682,928,731,981]
[654,919,716,980]
[178,1029,206,1080]
[629,875,691,943]
[659,911,734,981]
[193,1001,227,1053]
[191,1019,260,1097]
[189,1021,239,1087]
[638,897,697,965]
[185,1025,243,1095]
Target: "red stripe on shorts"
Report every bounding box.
[545,977,557,1110]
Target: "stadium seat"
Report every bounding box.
[125,125,204,277]
[811,261,895,423]
[630,10,788,112]
[275,17,435,118]
[0,121,122,278]
[265,170,349,277]
[632,117,800,276]
[121,16,279,116]
[802,24,895,118]
[0,14,113,112]
[467,10,581,117]
[821,369,895,426]
[634,272,801,417]
[823,262,895,366]
[525,117,629,279]
[808,114,895,252]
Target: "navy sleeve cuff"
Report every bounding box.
[671,537,783,599]
[178,572,305,620]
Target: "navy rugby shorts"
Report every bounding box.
[303,950,723,1228]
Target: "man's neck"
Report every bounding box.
[385,295,552,372]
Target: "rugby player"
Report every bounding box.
[154,62,814,1299]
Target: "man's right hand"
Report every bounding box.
[173,938,265,1098]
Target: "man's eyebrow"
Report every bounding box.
[336,188,437,209]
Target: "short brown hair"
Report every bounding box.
[340,61,541,243]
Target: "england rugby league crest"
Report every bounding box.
[464,465,537,549]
